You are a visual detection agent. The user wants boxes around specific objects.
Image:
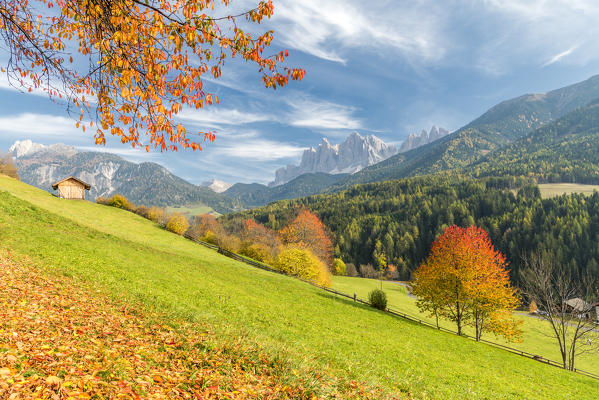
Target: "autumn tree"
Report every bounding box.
[0,152,19,179]
[273,246,331,287]
[188,213,223,240]
[278,209,333,265]
[240,219,280,249]
[0,0,305,151]
[412,225,521,340]
[521,251,599,370]
[332,258,346,276]
[166,213,189,235]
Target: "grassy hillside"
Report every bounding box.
[166,202,216,217]
[538,183,599,198]
[1,176,597,398]
[331,276,599,375]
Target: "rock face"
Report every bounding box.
[8,140,236,212]
[399,126,449,153]
[9,139,77,158]
[272,132,397,186]
[202,179,232,193]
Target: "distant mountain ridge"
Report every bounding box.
[272,132,397,186]
[336,74,599,187]
[225,172,347,207]
[469,99,599,183]
[9,140,238,213]
[399,126,449,153]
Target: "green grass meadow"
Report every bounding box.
[331,276,599,375]
[1,176,598,399]
[538,183,599,198]
[166,203,217,218]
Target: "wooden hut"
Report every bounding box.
[51,176,91,200]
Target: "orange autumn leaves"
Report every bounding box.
[412,225,521,342]
[0,0,305,151]
[278,209,333,265]
[0,253,384,399]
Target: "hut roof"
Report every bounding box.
[51,176,91,190]
[564,298,592,312]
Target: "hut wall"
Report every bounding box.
[58,181,85,199]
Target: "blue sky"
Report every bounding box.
[2,0,599,185]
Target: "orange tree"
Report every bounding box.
[412,225,521,341]
[278,208,333,266]
[0,0,305,151]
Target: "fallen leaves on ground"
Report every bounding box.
[0,251,393,399]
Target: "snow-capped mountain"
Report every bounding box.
[9,139,77,158]
[399,126,449,153]
[272,132,397,186]
[202,179,232,193]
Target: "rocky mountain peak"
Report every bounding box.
[9,139,77,158]
[202,179,232,193]
[399,126,449,153]
[271,132,397,186]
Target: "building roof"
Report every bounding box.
[51,176,91,190]
[564,298,592,312]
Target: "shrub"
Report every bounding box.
[218,234,241,253]
[368,289,387,311]
[107,194,135,211]
[346,263,359,277]
[95,196,109,205]
[0,152,19,180]
[202,230,219,245]
[360,264,379,279]
[273,246,331,287]
[134,205,150,218]
[188,214,223,241]
[332,258,347,275]
[529,301,538,314]
[147,207,167,225]
[240,243,274,264]
[166,213,189,235]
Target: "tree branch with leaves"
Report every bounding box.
[0,0,305,151]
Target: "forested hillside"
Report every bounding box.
[333,75,599,188]
[225,172,347,207]
[223,176,599,283]
[471,100,599,183]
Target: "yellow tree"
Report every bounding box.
[412,225,521,340]
[278,208,333,265]
[0,0,305,151]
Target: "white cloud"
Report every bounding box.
[0,113,79,136]
[271,0,447,64]
[265,0,599,73]
[178,107,275,128]
[542,45,580,67]
[213,138,304,161]
[287,97,362,130]
[76,145,160,160]
[473,0,599,73]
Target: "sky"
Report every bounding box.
[2,0,599,185]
